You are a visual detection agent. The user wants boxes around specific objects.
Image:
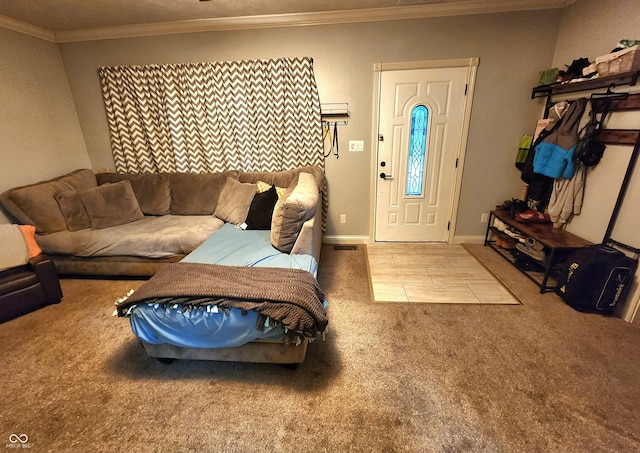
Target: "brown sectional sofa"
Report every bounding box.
[0,166,324,277]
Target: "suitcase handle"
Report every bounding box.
[604,239,640,260]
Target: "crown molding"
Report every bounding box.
[2,0,577,44]
[0,14,56,42]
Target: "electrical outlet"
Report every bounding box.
[480,213,489,223]
[339,214,347,224]
[348,140,364,152]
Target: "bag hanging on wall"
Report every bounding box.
[515,135,533,170]
[578,138,606,167]
[573,99,608,167]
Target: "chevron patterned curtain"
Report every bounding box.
[98,57,323,174]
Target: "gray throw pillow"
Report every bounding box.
[96,173,171,215]
[55,190,91,231]
[1,169,97,234]
[270,172,318,253]
[169,171,239,215]
[78,180,144,229]
[213,177,257,225]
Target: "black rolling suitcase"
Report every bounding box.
[556,240,639,314]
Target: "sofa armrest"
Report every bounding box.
[29,255,63,302]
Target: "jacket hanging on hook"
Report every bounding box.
[533,98,587,179]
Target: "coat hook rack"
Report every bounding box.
[320,102,349,126]
[590,84,629,101]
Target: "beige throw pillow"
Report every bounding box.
[78,180,144,229]
[213,178,258,225]
[270,172,319,253]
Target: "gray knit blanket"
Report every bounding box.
[115,262,327,338]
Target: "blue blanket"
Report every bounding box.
[127,224,321,348]
[182,224,318,274]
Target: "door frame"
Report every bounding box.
[369,57,479,243]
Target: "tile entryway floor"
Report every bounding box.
[365,243,520,304]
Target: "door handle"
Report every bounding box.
[380,172,393,180]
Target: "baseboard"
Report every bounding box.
[452,235,485,245]
[323,235,370,245]
[323,234,484,245]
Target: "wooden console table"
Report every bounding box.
[484,210,593,293]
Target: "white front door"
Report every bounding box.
[375,66,471,242]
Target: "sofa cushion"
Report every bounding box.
[170,171,238,215]
[96,173,171,216]
[0,169,97,234]
[78,181,144,229]
[239,166,324,191]
[270,172,318,253]
[245,185,278,230]
[55,190,91,231]
[35,215,224,259]
[213,178,258,225]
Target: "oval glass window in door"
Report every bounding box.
[406,105,428,196]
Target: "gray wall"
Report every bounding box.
[553,0,640,68]
[0,27,90,223]
[58,10,561,239]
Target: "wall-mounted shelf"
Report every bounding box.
[531,70,640,100]
[320,102,349,125]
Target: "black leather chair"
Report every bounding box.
[0,254,62,323]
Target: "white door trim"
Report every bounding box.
[369,58,479,244]
[373,57,480,72]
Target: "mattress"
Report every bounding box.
[126,223,321,348]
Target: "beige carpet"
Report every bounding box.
[1,243,640,453]
[366,242,520,305]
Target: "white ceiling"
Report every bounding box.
[0,0,577,43]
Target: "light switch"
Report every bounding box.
[348,140,364,152]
